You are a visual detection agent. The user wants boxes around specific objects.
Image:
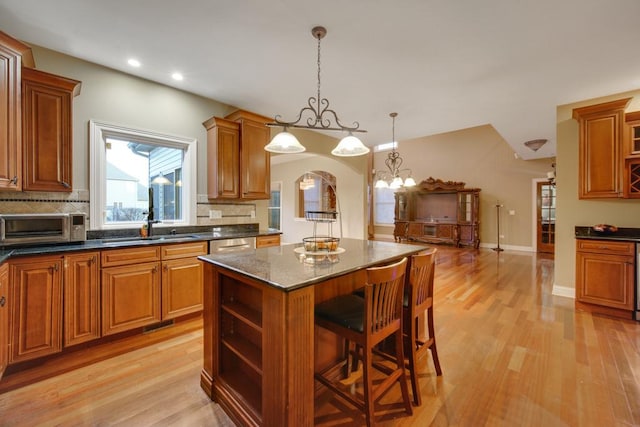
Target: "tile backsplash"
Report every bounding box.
[0,191,258,228]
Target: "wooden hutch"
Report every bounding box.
[394,177,481,248]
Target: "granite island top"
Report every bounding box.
[575,226,640,242]
[0,225,281,264]
[198,238,429,292]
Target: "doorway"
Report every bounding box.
[536,181,556,254]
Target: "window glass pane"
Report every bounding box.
[105,138,184,225]
[374,187,396,224]
[269,182,281,230]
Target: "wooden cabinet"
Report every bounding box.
[203,109,271,200]
[63,252,100,347]
[21,67,80,192]
[256,234,280,248]
[624,111,640,198]
[573,98,631,199]
[9,255,63,363]
[101,246,161,336]
[0,31,33,191]
[397,177,480,248]
[160,241,207,320]
[575,239,635,319]
[0,263,8,380]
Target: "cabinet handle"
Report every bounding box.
[51,264,59,272]
[9,176,17,185]
[163,264,168,272]
[152,266,158,273]
[0,296,5,307]
[61,181,71,188]
[90,255,96,264]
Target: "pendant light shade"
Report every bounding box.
[265,129,306,153]
[331,134,370,157]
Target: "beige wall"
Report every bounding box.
[555,90,640,294]
[8,44,270,228]
[373,125,553,249]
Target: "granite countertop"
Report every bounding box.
[575,226,640,242]
[198,238,429,292]
[0,225,281,264]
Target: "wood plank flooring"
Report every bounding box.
[1,246,639,426]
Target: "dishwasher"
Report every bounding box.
[208,237,256,254]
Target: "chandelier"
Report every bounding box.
[374,113,416,189]
[265,26,369,157]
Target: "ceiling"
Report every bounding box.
[2,0,640,160]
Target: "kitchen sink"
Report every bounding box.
[100,234,202,243]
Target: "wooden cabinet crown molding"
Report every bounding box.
[0,31,34,67]
[572,98,632,120]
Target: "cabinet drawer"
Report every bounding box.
[101,246,161,267]
[256,235,280,248]
[576,239,635,255]
[161,241,207,260]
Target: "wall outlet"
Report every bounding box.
[509,210,516,215]
[209,210,222,219]
[499,234,505,239]
[250,210,256,219]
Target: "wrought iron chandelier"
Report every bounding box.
[374,113,416,189]
[265,26,369,157]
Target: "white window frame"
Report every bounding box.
[89,120,197,230]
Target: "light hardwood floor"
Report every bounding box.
[1,246,639,426]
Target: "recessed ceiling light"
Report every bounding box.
[127,58,141,67]
[171,72,183,81]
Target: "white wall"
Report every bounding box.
[271,153,366,244]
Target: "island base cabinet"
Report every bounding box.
[9,255,63,363]
[201,263,314,426]
[101,262,161,336]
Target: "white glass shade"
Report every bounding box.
[331,134,370,157]
[265,130,306,153]
[375,178,389,188]
[403,176,417,187]
[390,176,403,189]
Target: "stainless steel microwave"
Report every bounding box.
[0,213,86,246]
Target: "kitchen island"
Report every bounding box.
[198,238,427,426]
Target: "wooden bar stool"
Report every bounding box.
[314,257,412,426]
[404,248,441,406]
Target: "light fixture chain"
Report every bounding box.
[317,32,321,117]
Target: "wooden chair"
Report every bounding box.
[404,248,441,406]
[314,257,413,426]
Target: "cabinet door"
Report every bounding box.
[64,252,100,347]
[22,68,80,192]
[239,118,270,199]
[161,257,203,320]
[0,32,29,191]
[101,262,161,336]
[0,263,8,380]
[573,98,631,199]
[576,251,634,310]
[204,116,240,199]
[256,234,280,248]
[10,256,63,363]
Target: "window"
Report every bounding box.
[90,120,197,230]
[269,181,282,230]
[374,186,396,225]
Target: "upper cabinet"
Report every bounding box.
[624,111,640,198]
[22,67,81,192]
[203,109,271,200]
[573,98,631,199]
[0,31,34,191]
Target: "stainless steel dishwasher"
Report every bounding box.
[208,237,256,254]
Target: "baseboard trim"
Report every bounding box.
[552,285,575,299]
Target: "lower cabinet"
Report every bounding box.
[0,263,8,380]
[576,239,635,318]
[9,255,63,363]
[160,241,207,320]
[255,234,280,248]
[407,221,457,245]
[63,252,100,347]
[101,261,161,336]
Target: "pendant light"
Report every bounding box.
[266,26,369,157]
[374,113,416,188]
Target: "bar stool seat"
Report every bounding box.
[314,257,412,426]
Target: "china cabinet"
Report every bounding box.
[394,177,480,248]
